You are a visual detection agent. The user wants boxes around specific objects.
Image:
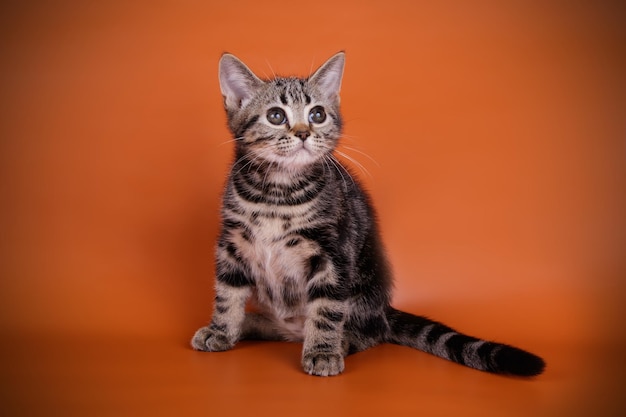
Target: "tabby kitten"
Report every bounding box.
[191,52,545,377]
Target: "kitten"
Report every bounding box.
[191,52,545,377]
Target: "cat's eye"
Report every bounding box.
[267,107,287,125]
[308,106,326,124]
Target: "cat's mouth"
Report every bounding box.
[278,140,320,167]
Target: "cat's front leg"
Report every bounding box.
[301,298,349,376]
[191,280,251,352]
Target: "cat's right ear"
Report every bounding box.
[309,51,345,102]
[219,53,264,112]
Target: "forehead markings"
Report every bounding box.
[271,78,313,106]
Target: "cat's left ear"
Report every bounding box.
[309,52,345,101]
[219,53,264,112]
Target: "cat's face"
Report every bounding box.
[219,53,345,172]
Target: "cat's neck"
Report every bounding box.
[231,149,327,189]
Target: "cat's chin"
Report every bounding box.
[276,148,323,171]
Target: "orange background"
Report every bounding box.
[1,1,625,416]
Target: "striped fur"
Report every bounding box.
[191,52,545,377]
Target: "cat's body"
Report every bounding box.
[192,52,545,377]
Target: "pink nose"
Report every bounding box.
[294,130,310,141]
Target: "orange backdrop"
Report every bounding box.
[1,1,625,416]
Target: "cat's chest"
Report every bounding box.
[227,203,319,285]
[243,212,315,275]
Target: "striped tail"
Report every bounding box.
[385,307,545,377]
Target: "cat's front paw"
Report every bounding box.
[302,352,345,377]
[191,326,235,352]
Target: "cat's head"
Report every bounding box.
[218,52,345,171]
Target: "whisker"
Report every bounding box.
[332,155,356,185]
[339,144,380,167]
[329,155,356,191]
[337,134,362,146]
[338,134,362,142]
[335,149,371,178]
[265,59,277,80]
[261,160,275,191]
[321,154,330,177]
[325,155,347,191]
[218,136,243,147]
[231,151,260,177]
[255,149,274,186]
[309,56,316,76]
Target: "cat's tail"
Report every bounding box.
[385,307,545,377]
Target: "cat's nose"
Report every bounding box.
[294,130,310,141]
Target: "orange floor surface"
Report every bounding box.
[1,1,625,416]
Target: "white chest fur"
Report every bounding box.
[225,203,320,338]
